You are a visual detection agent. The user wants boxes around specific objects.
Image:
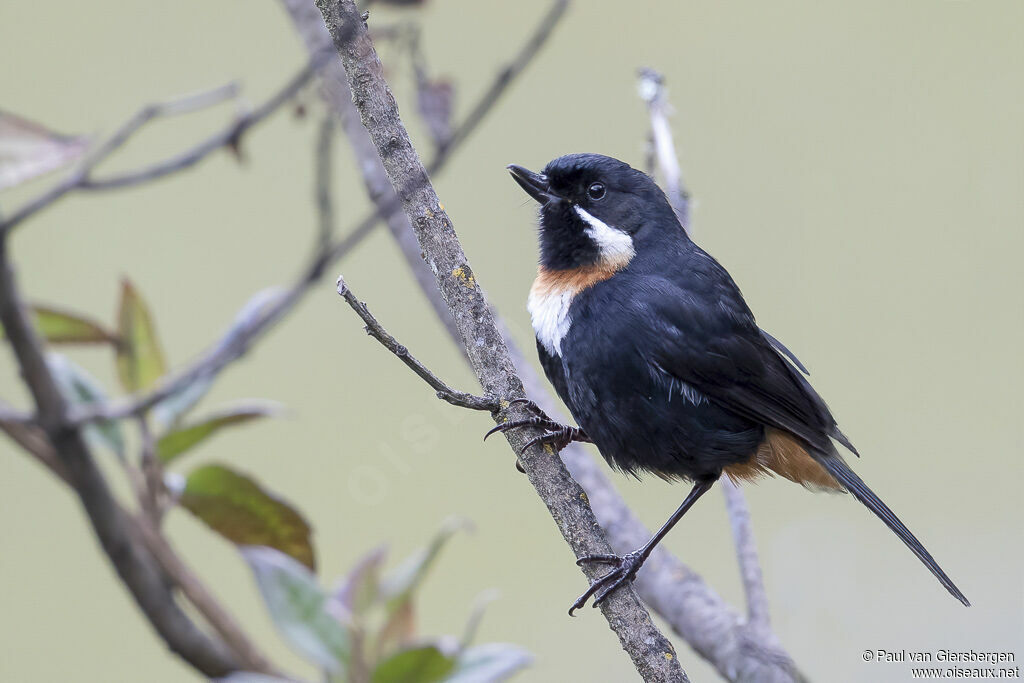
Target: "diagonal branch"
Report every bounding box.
[337,278,499,411]
[68,0,566,429]
[315,2,686,680]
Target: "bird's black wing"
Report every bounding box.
[634,265,844,455]
[760,328,810,375]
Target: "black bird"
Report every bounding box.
[491,153,969,614]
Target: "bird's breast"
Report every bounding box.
[527,264,619,357]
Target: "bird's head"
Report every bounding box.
[508,153,681,272]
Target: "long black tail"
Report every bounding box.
[818,454,970,606]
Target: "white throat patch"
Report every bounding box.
[528,286,573,357]
[574,206,635,268]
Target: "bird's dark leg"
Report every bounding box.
[570,477,717,615]
[483,398,592,454]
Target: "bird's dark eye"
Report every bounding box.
[587,182,606,201]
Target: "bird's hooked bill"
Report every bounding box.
[508,164,552,204]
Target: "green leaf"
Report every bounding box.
[46,353,124,458]
[116,279,167,392]
[156,401,282,464]
[371,644,456,683]
[181,464,315,570]
[0,305,116,345]
[241,546,349,672]
[331,544,387,616]
[380,517,467,610]
[443,644,532,683]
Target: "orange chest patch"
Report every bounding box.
[529,264,621,299]
[528,265,621,356]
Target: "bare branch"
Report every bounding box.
[129,513,281,676]
[315,2,686,680]
[637,67,690,234]
[315,116,337,261]
[721,476,771,630]
[69,0,565,428]
[0,54,327,236]
[0,233,242,677]
[0,402,68,483]
[281,0,568,345]
[336,277,498,411]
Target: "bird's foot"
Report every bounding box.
[483,398,590,455]
[569,550,646,616]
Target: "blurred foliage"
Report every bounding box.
[235,524,529,683]
[2,275,531,682]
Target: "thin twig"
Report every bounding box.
[315,2,686,680]
[315,116,337,263]
[637,67,690,234]
[721,477,771,630]
[336,277,498,411]
[129,513,281,676]
[0,403,68,483]
[136,415,168,524]
[0,54,328,236]
[69,1,562,428]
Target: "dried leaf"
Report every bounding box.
[181,464,315,570]
[372,643,456,683]
[156,401,282,464]
[116,279,167,392]
[241,546,349,672]
[443,644,532,683]
[0,110,88,191]
[46,353,124,458]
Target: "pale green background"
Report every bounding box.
[1,1,1021,682]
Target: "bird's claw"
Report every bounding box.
[483,399,590,455]
[569,550,645,616]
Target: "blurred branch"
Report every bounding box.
[721,477,771,630]
[337,277,499,411]
[0,232,245,677]
[280,0,568,344]
[637,67,690,234]
[2,4,568,679]
[0,53,329,237]
[0,400,69,483]
[315,116,337,260]
[68,0,566,428]
[129,512,280,677]
[633,67,802,682]
[314,2,687,681]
